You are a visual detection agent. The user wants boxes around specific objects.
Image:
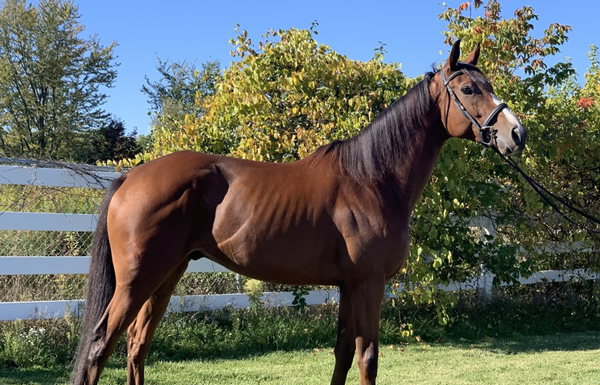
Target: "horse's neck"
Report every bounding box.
[389,119,447,212]
[405,131,446,210]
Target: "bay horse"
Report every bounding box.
[72,40,526,385]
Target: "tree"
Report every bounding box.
[142,58,220,118]
[87,119,140,163]
[140,58,220,151]
[112,26,409,167]
[0,0,118,160]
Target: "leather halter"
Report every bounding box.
[440,68,508,146]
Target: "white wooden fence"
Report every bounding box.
[0,162,597,321]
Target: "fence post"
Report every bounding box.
[481,271,494,299]
[479,217,496,300]
[236,273,244,293]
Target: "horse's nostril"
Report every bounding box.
[511,126,522,144]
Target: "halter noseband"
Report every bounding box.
[440,68,508,147]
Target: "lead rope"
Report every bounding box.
[493,148,600,234]
[442,67,599,233]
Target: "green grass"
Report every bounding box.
[1,331,599,384]
[1,285,598,383]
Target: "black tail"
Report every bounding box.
[72,174,127,384]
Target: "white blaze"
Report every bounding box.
[492,94,521,127]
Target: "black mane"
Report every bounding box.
[312,71,438,182]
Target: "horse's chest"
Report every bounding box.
[332,202,410,277]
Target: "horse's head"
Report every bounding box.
[435,40,527,155]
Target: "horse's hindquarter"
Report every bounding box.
[107,152,228,281]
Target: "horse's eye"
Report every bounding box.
[461,86,473,95]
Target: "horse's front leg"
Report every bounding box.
[350,276,386,385]
[331,286,356,385]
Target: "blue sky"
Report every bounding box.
[77,1,599,136]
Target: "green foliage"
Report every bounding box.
[149,306,339,361]
[243,278,264,308]
[138,58,221,154]
[291,286,309,309]
[0,312,79,368]
[142,58,221,117]
[216,26,408,162]
[0,0,118,160]
[113,26,408,167]
[447,281,600,339]
[116,1,599,325]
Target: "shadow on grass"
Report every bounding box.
[143,330,600,368]
[0,366,69,385]
[145,342,309,365]
[446,331,600,355]
[0,361,131,385]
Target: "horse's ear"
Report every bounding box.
[464,43,481,66]
[446,39,461,71]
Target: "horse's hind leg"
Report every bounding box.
[85,283,156,384]
[330,286,356,385]
[126,260,189,385]
[85,255,188,384]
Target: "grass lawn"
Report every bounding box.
[1,331,599,384]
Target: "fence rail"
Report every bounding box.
[0,212,97,231]
[0,162,597,322]
[0,162,118,188]
[0,256,229,276]
[1,265,596,321]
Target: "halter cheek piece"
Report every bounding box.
[440,68,508,147]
